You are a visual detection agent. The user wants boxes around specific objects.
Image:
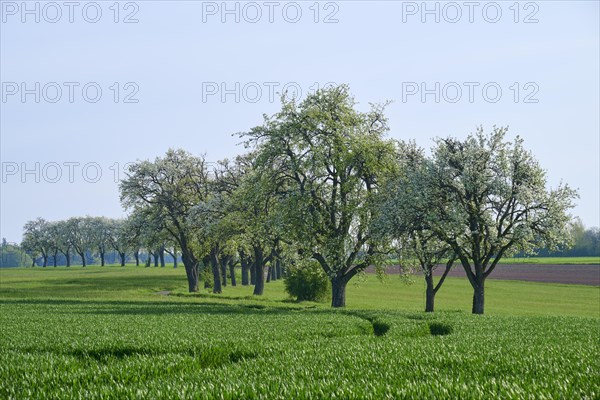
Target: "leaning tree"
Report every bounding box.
[119,149,211,292]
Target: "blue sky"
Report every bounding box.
[1,1,599,242]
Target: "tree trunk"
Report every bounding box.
[253,264,265,295]
[266,266,271,283]
[472,278,485,314]
[241,256,249,286]
[31,259,36,267]
[184,263,199,293]
[181,250,199,292]
[202,256,211,289]
[65,251,70,267]
[250,262,256,285]
[220,258,227,287]
[80,252,86,267]
[159,247,165,267]
[42,254,48,267]
[134,250,140,266]
[253,247,265,296]
[153,252,159,267]
[229,259,236,286]
[276,258,282,279]
[173,249,178,268]
[331,275,348,308]
[211,249,222,294]
[100,249,105,266]
[53,251,58,267]
[425,272,435,312]
[119,252,126,266]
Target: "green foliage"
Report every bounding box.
[538,218,600,257]
[201,265,213,289]
[433,127,577,258]
[284,261,330,302]
[119,149,212,291]
[498,256,600,265]
[242,85,400,300]
[119,149,210,260]
[21,217,51,265]
[381,126,579,313]
[0,241,32,267]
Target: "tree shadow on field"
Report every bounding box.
[0,298,335,317]
[0,273,187,303]
[30,274,184,290]
[12,343,258,368]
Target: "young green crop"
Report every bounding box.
[1,300,598,399]
[1,266,598,399]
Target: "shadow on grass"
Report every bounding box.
[72,347,258,367]
[0,297,335,317]
[13,345,258,368]
[0,273,185,298]
[35,274,184,289]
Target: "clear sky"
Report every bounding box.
[1,0,599,242]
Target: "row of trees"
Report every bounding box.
[116,86,577,314]
[20,86,578,314]
[20,215,180,268]
[19,211,285,289]
[377,131,576,313]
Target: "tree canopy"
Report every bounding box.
[241,85,400,307]
[17,88,582,314]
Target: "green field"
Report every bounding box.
[497,256,600,265]
[1,266,599,399]
[389,256,600,267]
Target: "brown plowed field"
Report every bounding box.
[375,264,600,286]
[432,264,600,286]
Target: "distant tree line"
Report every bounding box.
[15,86,581,314]
[534,218,599,257]
[0,239,33,268]
[19,216,180,268]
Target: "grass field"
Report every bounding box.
[1,266,599,399]
[388,256,600,266]
[497,256,600,265]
